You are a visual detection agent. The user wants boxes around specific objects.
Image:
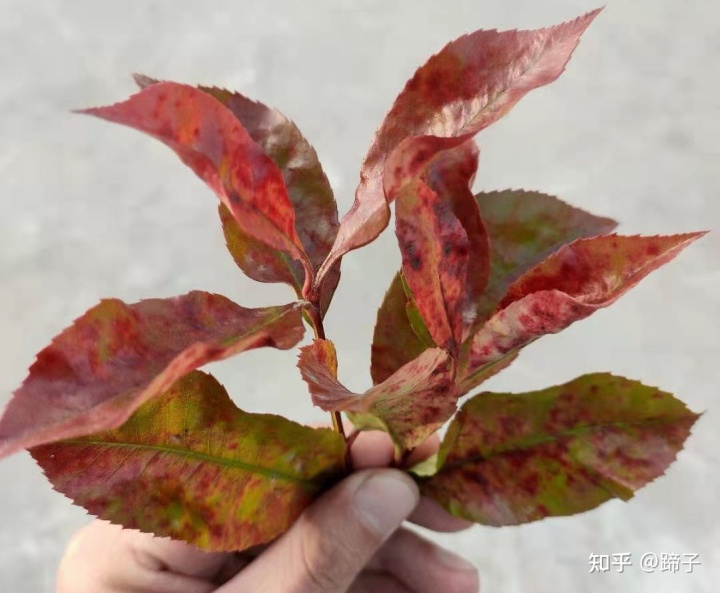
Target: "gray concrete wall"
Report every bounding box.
[0,1,717,591]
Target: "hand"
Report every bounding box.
[57,431,480,593]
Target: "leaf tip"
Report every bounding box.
[132,73,159,89]
[578,6,605,27]
[685,230,709,242]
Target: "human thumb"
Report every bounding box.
[224,469,419,592]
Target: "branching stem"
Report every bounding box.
[306,302,347,443]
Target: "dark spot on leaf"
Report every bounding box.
[408,252,422,271]
[522,472,540,496]
[411,148,430,170]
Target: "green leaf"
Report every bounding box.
[370,271,429,385]
[31,371,346,551]
[299,340,454,451]
[0,292,304,458]
[420,373,699,526]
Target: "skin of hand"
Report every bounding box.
[56,430,480,593]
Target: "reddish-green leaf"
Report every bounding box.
[0,292,304,458]
[81,82,313,287]
[396,179,469,353]
[219,202,305,290]
[474,190,617,323]
[134,76,341,312]
[370,272,428,385]
[419,373,699,525]
[32,371,346,551]
[500,233,704,309]
[318,9,601,283]
[382,189,613,386]
[461,233,704,389]
[299,340,454,450]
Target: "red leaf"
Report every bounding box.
[299,340,454,450]
[425,141,490,332]
[396,179,469,352]
[0,292,304,458]
[501,233,704,308]
[420,374,699,526]
[454,190,617,392]
[474,189,617,323]
[378,190,613,387]
[370,272,432,385]
[32,371,345,551]
[462,233,704,388]
[81,82,313,289]
[317,9,601,283]
[200,87,339,271]
[371,142,482,379]
[135,77,341,312]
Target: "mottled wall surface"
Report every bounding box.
[0,1,718,591]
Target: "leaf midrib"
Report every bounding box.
[439,415,693,473]
[61,438,317,488]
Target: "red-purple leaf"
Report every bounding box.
[199,87,339,269]
[454,190,617,391]
[32,371,345,551]
[371,272,427,385]
[425,141,490,332]
[396,179,469,353]
[474,189,617,323]
[378,190,613,386]
[500,233,704,309]
[462,233,704,389]
[419,373,699,526]
[318,9,601,283]
[81,82,313,288]
[0,292,304,458]
[141,78,341,312]
[371,142,482,380]
[299,340,454,450]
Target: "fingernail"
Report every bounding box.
[435,547,477,572]
[354,471,419,537]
